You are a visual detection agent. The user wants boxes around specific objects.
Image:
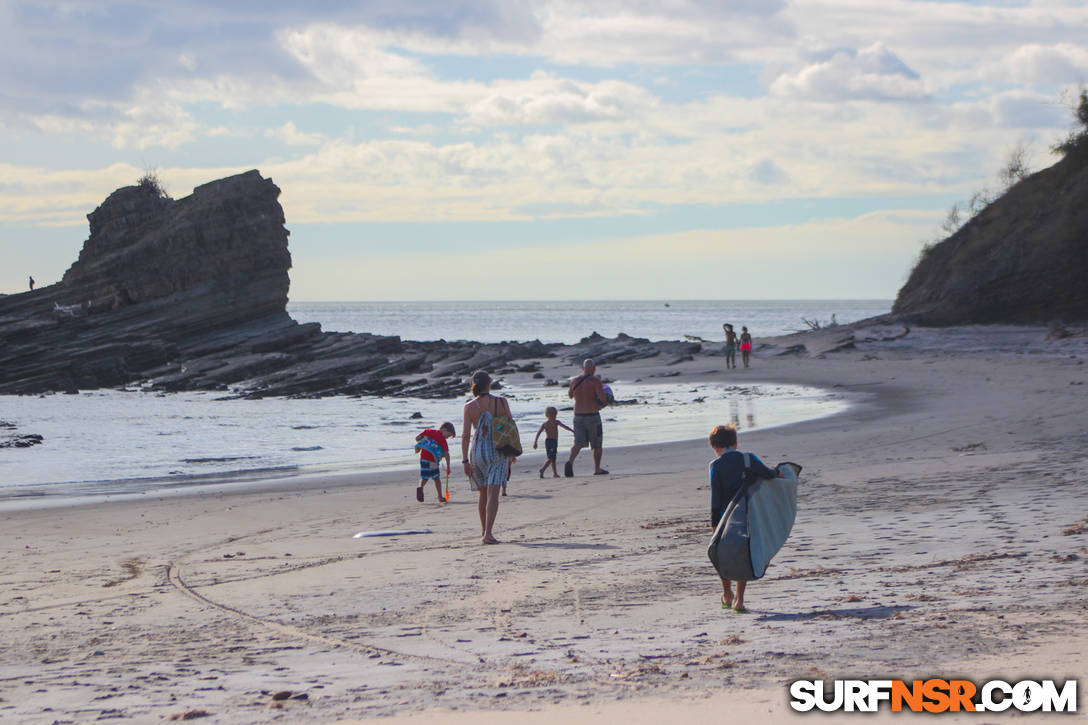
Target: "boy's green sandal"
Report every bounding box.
[721,594,749,613]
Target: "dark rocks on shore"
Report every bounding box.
[0,434,43,448]
[0,422,43,448]
[0,170,700,399]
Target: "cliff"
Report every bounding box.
[893,147,1088,325]
[0,171,307,394]
[0,171,698,397]
[61,171,291,327]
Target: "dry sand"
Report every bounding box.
[1,323,1086,723]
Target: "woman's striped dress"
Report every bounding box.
[469,410,507,490]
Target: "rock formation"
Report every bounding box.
[0,420,43,448]
[893,146,1088,325]
[0,171,306,394]
[0,171,700,397]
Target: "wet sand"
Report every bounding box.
[1,324,1086,723]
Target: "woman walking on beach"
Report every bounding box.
[462,370,511,544]
[739,326,753,368]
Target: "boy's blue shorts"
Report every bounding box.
[545,438,558,460]
[420,459,441,481]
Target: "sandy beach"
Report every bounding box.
[1,322,1086,724]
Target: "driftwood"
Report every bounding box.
[53,301,84,317]
[799,313,838,331]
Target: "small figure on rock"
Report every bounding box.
[28,276,34,291]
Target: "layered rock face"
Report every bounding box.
[0,171,303,394]
[0,171,699,397]
[61,170,291,326]
[893,147,1088,325]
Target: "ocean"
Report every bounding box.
[286,299,891,344]
[1,300,885,502]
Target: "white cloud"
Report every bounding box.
[0,161,145,225]
[0,84,1056,232]
[282,25,431,89]
[769,42,928,102]
[111,100,199,150]
[465,74,657,126]
[782,1,1088,92]
[531,0,793,66]
[158,24,661,127]
[1003,43,1088,84]
[266,121,324,147]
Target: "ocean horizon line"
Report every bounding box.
[286,297,895,304]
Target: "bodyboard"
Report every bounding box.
[707,461,800,581]
[353,529,433,539]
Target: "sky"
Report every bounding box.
[1,0,1086,301]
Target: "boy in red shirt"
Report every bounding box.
[414,422,455,502]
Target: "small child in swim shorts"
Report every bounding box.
[414,422,455,502]
[533,406,573,478]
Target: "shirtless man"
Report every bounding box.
[564,358,609,476]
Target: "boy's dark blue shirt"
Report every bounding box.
[710,449,777,527]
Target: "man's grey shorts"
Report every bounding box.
[572,413,603,449]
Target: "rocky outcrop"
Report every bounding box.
[62,171,291,325]
[0,171,696,398]
[893,147,1088,325]
[0,170,303,394]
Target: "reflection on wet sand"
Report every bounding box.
[727,399,759,430]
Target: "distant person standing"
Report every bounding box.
[28,276,34,291]
[564,358,610,477]
[722,323,737,369]
[740,326,753,368]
